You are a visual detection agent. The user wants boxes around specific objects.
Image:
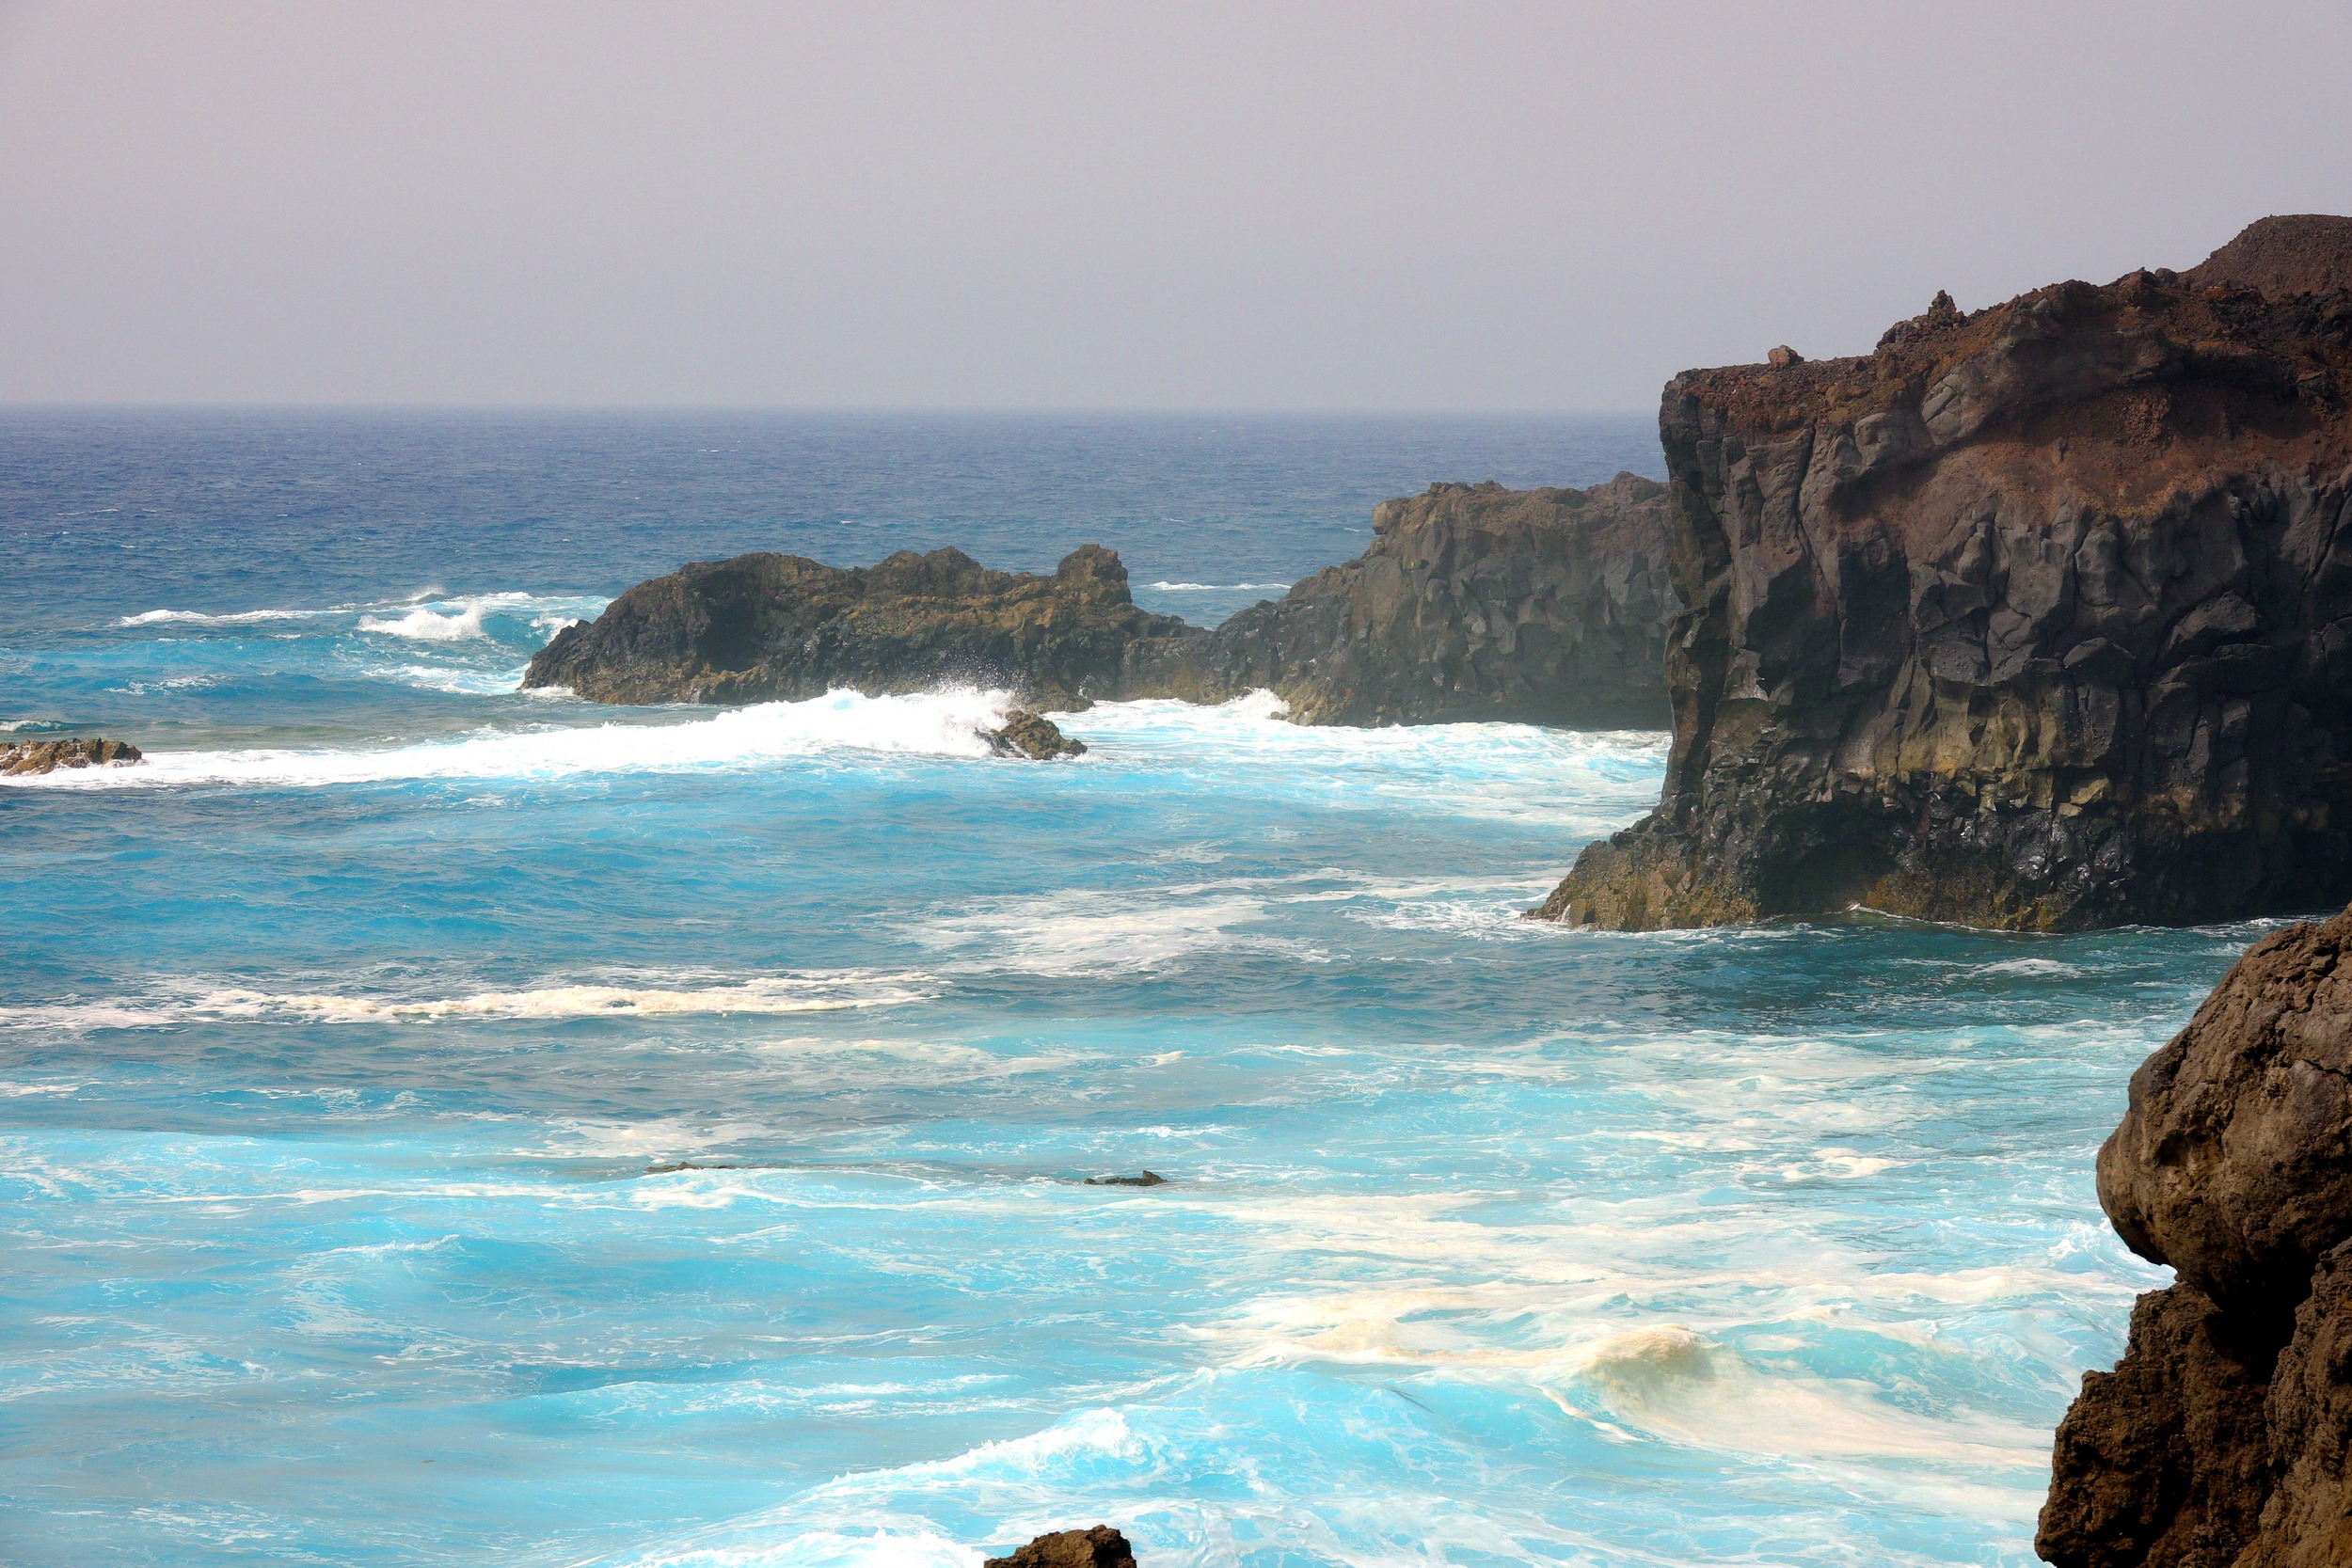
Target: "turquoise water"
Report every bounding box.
[3,414,2222,1566]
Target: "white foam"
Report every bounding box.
[1144,581,1287,592]
[911,889,1285,975]
[119,606,344,626]
[358,602,491,641]
[0,971,929,1030]
[0,689,1019,790]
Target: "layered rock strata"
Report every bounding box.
[1,737,143,776]
[1540,215,2352,930]
[523,474,1677,729]
[2038,906,2352,1567]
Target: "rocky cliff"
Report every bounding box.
[2037,906,2352,1568]
[523,544,1194,709]
[1538,215,2352,931]
[526,474,1677,727]
[1128,473,1673,726]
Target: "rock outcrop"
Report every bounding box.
[2038,906,2352,1568]
[1,737,143,776]
[1538,215,2352,931]
[1127,473,1675,727]
[524,544,1191,709]
[525,475,1677,729]
[982,1526,1137,1568]
[984,709,1086,760]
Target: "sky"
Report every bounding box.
[2,0,2348,410]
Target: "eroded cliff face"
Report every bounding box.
[1129,473,1674,726]
[2038,907,2352,1568]
[527,474,1677,727]
[1540,216,2352,931]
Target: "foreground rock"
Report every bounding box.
[2038,906,2352,1567]
[982,1526,1136,1568]
[525,474,1677,728]
[1130,473,1676,726]
[1,737,143,776]
[1540,215,2352,931]
[984,709,1085,759]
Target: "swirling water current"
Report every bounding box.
[1,412,2234,1567]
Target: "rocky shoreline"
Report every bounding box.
[2038,905,2352,1568]
[1539,216,2352,932]
[522,472,1677,729]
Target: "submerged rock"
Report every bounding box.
[525,473,1677,729]
[982,1526,1136,1568]
[1083,1171,1166,1186]
[1,737,143,776]
[984,709,1086,760]
[1538,214,2352,932]
[2039,905,2352,1567]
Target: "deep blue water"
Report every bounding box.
[1,412,2216,1567]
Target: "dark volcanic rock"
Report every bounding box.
[1129,473,1677,727]
[2039,907,2352,1567]
[524,544,1195,709]
[982,1525,1136,1568]
[1537,216,2352,931]
[528,474,1677,730]
[1,737,143,776]
[1083,1170,1167,1186]
[985,709,1086,760]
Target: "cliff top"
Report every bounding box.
[1667,217,2352,468]
[2186,213,2352,297]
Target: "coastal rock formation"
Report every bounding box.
[523,544,1190,709]
[984,709,1086,760]
[982,1526,1137,1568]
[529,474,1677,729]
[2038,906,2352,1567]
[1539,215,2352,931]
[1,737,143,776]
[1127,473,1675,726]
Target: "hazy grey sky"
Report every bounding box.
[3,1,2347,409]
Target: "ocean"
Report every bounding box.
[1,410,2223,1567]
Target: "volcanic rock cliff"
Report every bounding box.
[1127,473,1673,726]
[524,543,1191,709]
[1538,216,2352,931]
[2037,906,2352,1568]
[525,473,1677,727]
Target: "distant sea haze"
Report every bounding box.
[2,408,2195,1567]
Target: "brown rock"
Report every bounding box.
[981,1525,1136,1568]
[2037,907,2352,1567]
[1536,216,2352,931]
[531,472,1681,731]
[0,737,143,776]
[2185,214,2352,299]
[1767,344,1804,368]
[985,709,1086,760]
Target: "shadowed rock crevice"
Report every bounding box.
[1539,215,2352,932]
